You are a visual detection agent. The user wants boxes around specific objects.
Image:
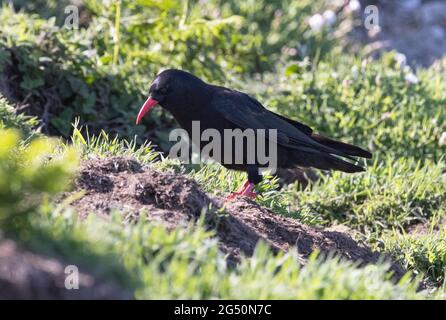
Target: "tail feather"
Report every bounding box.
[311,133,372,159]
[290,151,366,173]
[317,155,365,173]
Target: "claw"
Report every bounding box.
[225,181,257,201]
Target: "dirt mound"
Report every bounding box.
[0,239,131,299]
[69,157,404,277]
[75,157,210,224]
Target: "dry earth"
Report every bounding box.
[70,157,405,275]
[1,156,406,299]
[0,239,131,299]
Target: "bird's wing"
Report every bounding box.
[212,89,354,158]
[269,110,313,136]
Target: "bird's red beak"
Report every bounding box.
[136,96,158,125]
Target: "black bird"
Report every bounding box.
[136,69,372,200]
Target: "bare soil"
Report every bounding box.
[0,239,131,299]
[68,157,405,277]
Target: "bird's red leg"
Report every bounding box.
[225,180,257,201]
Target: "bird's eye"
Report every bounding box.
[159,87,167,94]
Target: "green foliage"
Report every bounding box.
[69,119,159,163]
[83,0,336,76]
[2,0,446,298]
[0,128,78,226]
[289,158,446,237]
[0,95,39,140]
[384,229,446,287]
[212,0,334,68]
[0,6,147,138]
[20,208,428,299]
[259,52,446,162]
[0,123,434,299]
[8,0,74,23]
[0,0,347,142]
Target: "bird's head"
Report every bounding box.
[136,69,206,125]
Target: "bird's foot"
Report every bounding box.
[225,181,257,201]
[225,190,257,201]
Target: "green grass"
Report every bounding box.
[288,158,446,236]
[69,119,159,164]
[0,119,442,298]
[384,217,446,288]
[12,203,432,299]
[1,0,446,299]
[0,95,40,140]
[0,123,431,299]
[0,129,77,217]
[253,53,446,163]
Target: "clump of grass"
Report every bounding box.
[384,226,446,287]
[287,157,446,238]
[0,125,430,299]
[0,128,78,227]
[3,0,446,298]
[0,95,40,141]
[69,119,159,164]
[21,207,429,300]
[257,52,446,163]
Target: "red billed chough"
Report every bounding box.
[136,69,372,200]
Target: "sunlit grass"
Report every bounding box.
[1,0,446,299]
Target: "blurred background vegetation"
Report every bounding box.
[0,0,446,299]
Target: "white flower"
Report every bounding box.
[440,132,446,147]
[349,0,361,12]
[395,53,407,68]
[308,14,325,31]
[323,10,337,26]
[405,72,419,85]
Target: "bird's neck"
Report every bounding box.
[167,84,213,124]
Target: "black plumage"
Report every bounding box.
[136,69,372,199]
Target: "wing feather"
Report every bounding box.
[212,89,355,159]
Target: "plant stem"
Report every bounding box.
[113,0,122,66]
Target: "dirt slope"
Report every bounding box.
[0,240,131,299]
[70,157,404,277]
